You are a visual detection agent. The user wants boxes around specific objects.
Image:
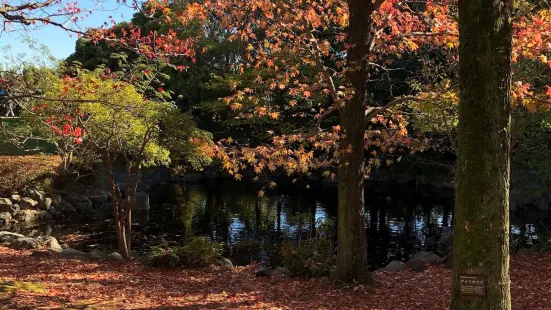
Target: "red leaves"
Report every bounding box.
[1,245,551,309]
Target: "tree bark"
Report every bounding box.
[451,0,513,308]
[333,0,373,284]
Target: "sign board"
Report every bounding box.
[459,275,486,297]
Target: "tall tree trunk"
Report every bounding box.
[451,0,513,308]
[333,0,373,284]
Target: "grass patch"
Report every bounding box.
[0,281,45,293]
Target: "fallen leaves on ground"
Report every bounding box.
[0,246,548,309]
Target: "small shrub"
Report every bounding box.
[177,236,223,268]
[146,246,181,268]
[0,155,60,196]
[147,237,223,269]
[281,218,336,278]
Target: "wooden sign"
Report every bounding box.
[459,275,486,297]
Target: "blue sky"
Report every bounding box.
[0,0,136,61]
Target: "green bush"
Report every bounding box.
[177,236,223,268]
[281,218,336,278]
[147,237,223,269]
[146,246,182,268]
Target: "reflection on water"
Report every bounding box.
[3,180,551,269]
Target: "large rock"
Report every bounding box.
[0,212,11,223]
[31,250,51,258]
[379,260,406,272]
[13,210,42,222]
[107,252,125,262]
[35,236,62,252]
[0,231,25,243]
[19,197,38,210]
[0,198,13,212]
[10,194,20,202]
[56,200,77,213]
[438,252,453,269]
[47,206,56,216]
[60,248,88,259]
[39,211,53,221]
[407,251,441,272]
[127,192,150,211]
[88,249,103,258]
[10,204,19,215]
[255,266,273,277]
[39,198,52,211]
[87,190,109,205]
[64,193,92,211]
[219,257,234,268]
[8,237,38,250]
[28,189,45,203]
[116,181,150,193]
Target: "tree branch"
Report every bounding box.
[365,96,425,121]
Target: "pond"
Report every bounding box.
[4,179,551,269]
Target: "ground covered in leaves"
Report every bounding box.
[0,246,549,309]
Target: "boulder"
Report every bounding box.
[40,198,52,211]
[380,260,406,272]
[13,210,41,222]
[0,231,25,243]
[10,204,19,215]
[255,267,272,277]
[47,206,56,216]
[31,250,51,258]
[60,248,88,259]
[408,259,427,272]
[8,237,38,250]
[219,257,234,268]
[39,211,53,221]
[438,252,453,269]
[51,194,63,205]
[19,197,38,210]
[127,192,150,211]
[36,236,62,252]
[407,251,441,272]
[89,249,103,258]
[64,193,92,211]
[0,212,11,224]
[0,198,13,212]
[10,194,20,202]
[29,189,45,203]
[107,252,125,262]
[87,190,109,205]
[56,200,77,213]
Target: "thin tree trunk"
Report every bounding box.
[333,0,374,284]
[451,0,513,308]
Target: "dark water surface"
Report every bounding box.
[5,180,551,269]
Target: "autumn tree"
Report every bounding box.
[451,0,513,308]
[91,0,458,282]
